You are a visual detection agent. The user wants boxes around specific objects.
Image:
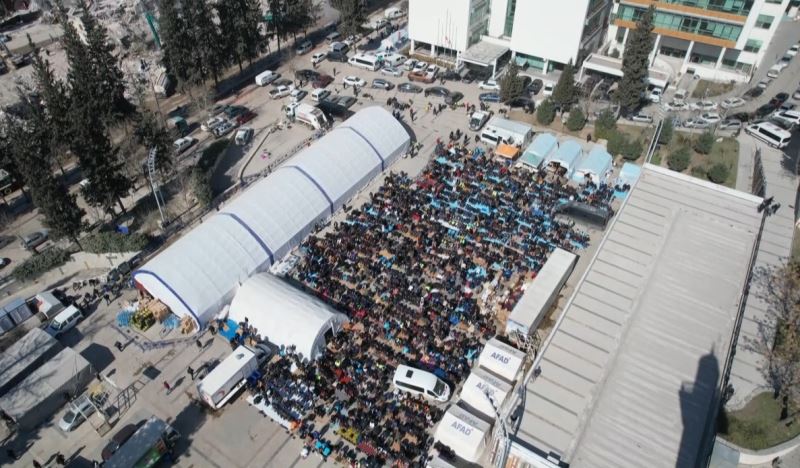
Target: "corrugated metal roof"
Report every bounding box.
[515,165,763,468]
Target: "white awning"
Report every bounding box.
[477,338,526,382]
[433,404,492,463]
[461,40,509,67]
[459,366,514,420]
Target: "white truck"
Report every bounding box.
[287,103,330,130]
[196,344,270,410]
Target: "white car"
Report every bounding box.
[201,116,225,132]
[663,101,687,112]
[648,88,663,103]
[380,66,403,77]
[793,88,800,100]
[412,61,428,73]
[296,40,312,55]
[699,112,721,124]
[343,75,366,87]
[479,79,500,91]
[426,64,439,76]
[235,127,254,146]
[173,137,194,154]
[269,85,292,99]
[757,78,772,89]
[720,97,746,109]
[683,118,710,129]
[629,113,653,124]
[690,100,717,111]
[719,119,742,131]
[543,82,554,96]
[59,395,96,432]
[212,120,236,137]
[311,52,327,65]
[772,110,800,126]
[403,58,417,71]
[311,88,331,102]
[290,89,307,102]
[788,44,800,57]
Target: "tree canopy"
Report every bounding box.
[616,6,655,115]
[552,61,577,109]
[331,0,365,38]
[500,61,525,102]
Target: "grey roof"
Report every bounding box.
[514,165,763,468]
[460,41,509,66]
[0,328,61,396]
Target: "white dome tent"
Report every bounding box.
[133,107,410,328]
[228,273,348,360]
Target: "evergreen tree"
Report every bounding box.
[185,0,226,85]
[7,95,84,245]
[658,117,674,145]
[552,61,577,110]
[616,6,655,115]
[158,0,195,91]
[133,110,173,174]
[331,0,364,38]
[594,109,617,139]
[500,61,524,102]
[0,136,28,202]
[566,108,586,131]
[267,0,287,52]
[217,0,265,73]
[536,99,556,125]
[29,39,71,174]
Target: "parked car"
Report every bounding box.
[478,79,500,91]
[295,40,313,55]
[21,230,48,251]
[59,395,96,432]
[0,258,10,269]
[173,137,195,154]
[326,51,349,62]
[445,92,464,106]
[408,71,435,83]
[312,74,334,88]
[542,82,554,96]
[683,118,710,129]
[311,88,331,101]
[755,103,778,118]
[788,44,800,57]
[756,78,772,89]
[343,75,366,87]
[213,121,236,137]
[699,112,721,124]
[295,69,320,82]
[223,105,248,119]
[663,101,687,112]
[329,41,349,54]
[273,78,293,88]
[424,86,450,98]
[381,66,403,77]
[311,52,327,65]
[528,79,543,95]
[479,92,501,103]
[403,58,417,71]
[440,69,461,81]
[398,82,422,93]
[369,78,391,90]
[102,421,144,461]
[0,235,13,249]
[718,119,743,131]
[412,61,428,73]
[291,89,308,102]
[690,100,717,111]
[744,87,764,99]
[235,127,254,146]
[793,88,800,101]
[781,102,796,111]
[201,116,225,132]
[235,111,256,125]
[469,111,491,131]
[505,96,535,111]
[771,110,800,127]
[269,85,292,99]
[334,96,357,108]
[770,92,789,106]
[720,97,746,109]
[629,113,653,124]
[648,88,663,103]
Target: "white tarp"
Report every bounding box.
[228,273,348,360]
[134,107,410,328]
[433,404,492,463]
[477,338,526,383]
[459,366,514,420]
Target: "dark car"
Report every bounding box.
[445,92,464,106]
[505,96,535,111]
[11,53,31,68]
[312,74,334,88]
[273,78,293,87]
[0,235,13,249]
[529,79,543,95]
[224,105,248,119]
[479,92,501,103]
[327,51,349,62]
[371,78,394,90]
[318,99,354,120]
[102,422,144,461]
[727,112,751,123]
[295,69,320,82]
[0,258,9,269]
[771,92,790,106]
[335,96,357,108]
[440,70,461,81]
[398,82,423,93]
[424,86,450,98]
[744,87,764,99]
[236,111,257,125]
[755,102,778,118]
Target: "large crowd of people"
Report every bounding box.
[247,140,616,466]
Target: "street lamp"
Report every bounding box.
[147,148,168,227]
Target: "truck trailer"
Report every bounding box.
[196,344,270,410]
[0,328,62,397]
[104,416,180,468]
[289,103,329,130]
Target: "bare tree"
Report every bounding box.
[746,261,800,419]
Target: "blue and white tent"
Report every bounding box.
[545,139,583,177]
[572,145,613,183]
[519,133,557,171]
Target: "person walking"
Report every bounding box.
[196,339,203,350]
[187,366,195,380]
[163,381,172,394]
[55,453,66,465]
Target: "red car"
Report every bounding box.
[312,74,334,89]
[236,111,257,125]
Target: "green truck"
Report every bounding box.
[104,416,180,468]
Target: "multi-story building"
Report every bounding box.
[408,0,614,76]
[605,0,792,82]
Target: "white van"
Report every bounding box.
[392,365,451,402]
[255,70,278,86]
[383,53,407,68]
[745,121,792,148]
[45,305,83,337]
[480,117,533,147]
[325,31,341,43]
[348,54,381,71]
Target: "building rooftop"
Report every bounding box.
[512,165,763,468]
[461,40,509,66]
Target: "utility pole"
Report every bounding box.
[147,148,168,228]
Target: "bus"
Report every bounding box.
[348,54,381,71]
[745,121,792,149]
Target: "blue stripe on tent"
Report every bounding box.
[132,269,201,326]
[284,166,335,215]
[339,126,385,171]
[218,212,275,264]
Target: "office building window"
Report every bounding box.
[755,14,773,29]
[764,0,782,3]
[504,0,517,37]
[616,5,742,41]
[743,39,762,52]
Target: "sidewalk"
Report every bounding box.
[727,134,797,410]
